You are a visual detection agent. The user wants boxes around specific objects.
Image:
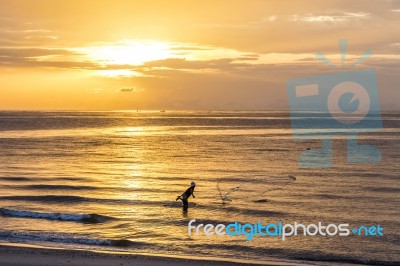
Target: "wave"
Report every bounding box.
[0,230,147,248]
[366,186,400,193]
[0,195,190,206]
[0,208,114,223]
[253,199,269,203]
[0,195,284,218]
[20,184,98,190]
[0,176,90,182]
[0,195,285,218]
[254,148,288,152]
[0,195,159,206]
[5,184,178,194]
[1,177,32,182]
[0,195,89,203]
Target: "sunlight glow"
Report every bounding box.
[77,40,252,77]
[83,40,174,66]
[79,40,250,66]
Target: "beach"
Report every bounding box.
[0,244,310,266]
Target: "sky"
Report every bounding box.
[0,0,399,110]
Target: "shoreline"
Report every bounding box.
[0,243,311,266]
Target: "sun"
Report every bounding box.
[81,40,175,66]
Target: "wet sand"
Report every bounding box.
[0,244,309,266]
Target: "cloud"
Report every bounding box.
[289,12,369,22]
[0,47,74,57]
[120,87,144,93]
[1,39,399,81]
[120,88,133,92]
[268,16,277,22]
[0,26,59,46]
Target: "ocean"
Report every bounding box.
[0,111,399,265]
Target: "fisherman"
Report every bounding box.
[176,181,196,206]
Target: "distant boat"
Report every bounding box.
[160,110,165,113]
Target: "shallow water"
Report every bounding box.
[0,111,399,264]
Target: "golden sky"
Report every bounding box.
[1,0,399,110]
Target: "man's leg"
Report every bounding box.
[182,198,188,206]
